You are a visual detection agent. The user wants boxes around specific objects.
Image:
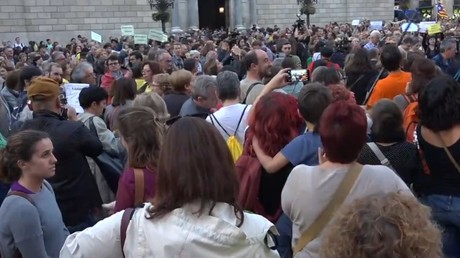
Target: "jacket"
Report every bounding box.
[60,202,280,258]
[19,110,103,227]
[78,112,119,155]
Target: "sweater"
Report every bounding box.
[0,181,69,258]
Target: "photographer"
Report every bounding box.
[293,24,311,69]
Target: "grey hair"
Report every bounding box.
[440,38,456,53]
[51,51,64,62]
[42,62,61,74]
[71,62,93,83]
[311,66,329,82]
[216,71,240,101]
[192,75,217,100]
[154,49,168,62]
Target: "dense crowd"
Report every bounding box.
[0,18,459,258]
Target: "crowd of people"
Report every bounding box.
[0,17,459,258]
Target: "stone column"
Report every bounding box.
[188,0,199,30]
[171,1,183,33]
[234,0,245,30]
[249,0,257,27]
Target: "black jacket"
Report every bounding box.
[20,110,103,227]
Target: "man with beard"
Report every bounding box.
[45,63,64,86]
[240,49,273,104]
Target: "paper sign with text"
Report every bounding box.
[121,25,135,36]
[427,23,442,35]
[419,21,436,33]
[148,29,168,42]
[91,31,102,43]
[352,19,360,26]
[401,23,418,32]
[370,21,383,30]
[64,83,90,114]
[134,34,148,45]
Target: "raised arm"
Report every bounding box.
[252,137,290,173]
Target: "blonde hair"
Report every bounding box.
[169,70,193,92]
[153,73,172,94]
[133,92,170,123]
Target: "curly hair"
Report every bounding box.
[320,193,442,258]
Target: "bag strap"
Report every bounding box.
[293,163,363,255]
[133,168,145,207]
[366,143,395,170]
[348,74,365,91]
[234,105,249,135]
[242,82,262,104]
[120,207,136,258]
[210,114,230,137]
[88,116,98,137]
[7,191,35,205]
[435,133,460,173]
[138,82,148,94]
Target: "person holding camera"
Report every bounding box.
[18,76,104,233]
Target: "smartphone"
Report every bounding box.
[290,69,308,82]
[286,69,292,83]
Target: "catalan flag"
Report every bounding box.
[437,0,449,19]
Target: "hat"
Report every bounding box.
[28,76,60,100]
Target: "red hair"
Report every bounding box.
[319,101,367,163]
[246,92,302,157]
[328,84,356,104]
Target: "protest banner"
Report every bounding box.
[352,19,360,26]
[148,29,169,42]
[121,25,135,36]
[419,21,436,33]
[91,31,102,43]
[370,21,383,30]
[427,23,442,35]
[134,34,148,45]
[64,83,90,114]
[401,23,418,32]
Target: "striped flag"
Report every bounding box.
[437,0,449,19]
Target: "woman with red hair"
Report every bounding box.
[240,92,302,222]
[282,101,411,258]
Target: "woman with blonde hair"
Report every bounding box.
[133,92,170,123]
[320,193,442,258]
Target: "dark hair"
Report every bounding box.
[103,43,112,49]
[131,63,143,79]
[408,58,437,95]
[344,48,372,74]
[419,75,460,132]
[402,36,414,45]
[320,47,334,59]
[298,83,332,131]
[380,45,402,72]
[276,39,290,52]
[117,106,163,169]
[0,130,50,183]
[216,71,240,101]
[19,66,42,90]
[313,67,341,86]
[94,57,107,75]
[142,61,162,76]
[281,56,296,69]
[320,101,367,163]
[402,51,424,72]
[242,51,258,72]
[5,70,21,90]
[150,117,244,226]
[129,51,143,61]
[370,99,405,143]
[106,53,119,64]
[78,86,109,109]
[183,58,197,73]
[111,78,137,107]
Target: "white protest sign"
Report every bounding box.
[149,29,169,42]
[352,19,360,26]
[419,21,436,33]
[370,21,383,30]
[401,23,418,32]
[134,34,148,45]
[64,83,90,114]
[120,25,135,36]
[91,31,102,43]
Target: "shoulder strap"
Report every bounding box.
[120,207,136,258]
[88,116,98,137]
[210,113,230,137]
[133,169,145,207]
[435,134,460,173]
[242,82,262,104]
[348,74,365,91]
[7,191,35,205]
[234,105,249,135]
[293,163,363,255]
[366,143,395,170]
[138,82,148,94]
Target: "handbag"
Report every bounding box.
[88,116,123,193]
[293,163,363,255]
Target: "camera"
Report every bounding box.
[293,19,305,30]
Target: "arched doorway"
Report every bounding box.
[198,0,228,29]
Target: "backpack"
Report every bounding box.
[235,151,282,223]
[242,82,262,104]
[403,100,419,143]
[210,105,248,162]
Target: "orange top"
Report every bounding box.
[367,71,411,109]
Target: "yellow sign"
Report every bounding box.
[427,23,442,35]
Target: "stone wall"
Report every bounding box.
[0,0,395,44]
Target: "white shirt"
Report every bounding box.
[206,104,252,144]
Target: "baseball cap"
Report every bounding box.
[28,76,60,100]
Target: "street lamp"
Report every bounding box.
[147,0,174,10]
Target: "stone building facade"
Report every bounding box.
[0,0,394,43]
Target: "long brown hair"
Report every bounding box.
[150,117,244,226]
[117,106,164,169]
